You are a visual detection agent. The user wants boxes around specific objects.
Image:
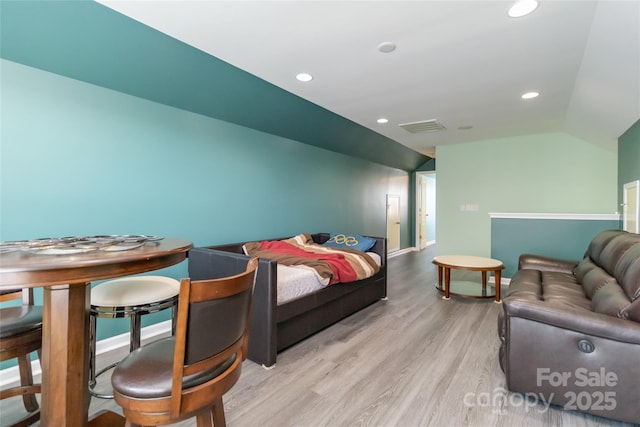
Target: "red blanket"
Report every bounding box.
[243,233,379,285]
[259,240,358,283]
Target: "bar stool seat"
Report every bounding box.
[89,276,179,399]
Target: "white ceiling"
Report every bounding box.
[98,0,639,157]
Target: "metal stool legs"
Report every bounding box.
[88,302,178,399]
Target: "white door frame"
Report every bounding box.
[386,194,401,252]
[415,171,435,249]
[623,180,640,233]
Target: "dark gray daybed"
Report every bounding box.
[188,232,387,368]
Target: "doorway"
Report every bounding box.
[387,194,400,252]
[416,172,436,250]
[623,180,639,233]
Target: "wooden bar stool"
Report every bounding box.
[0,289,42,427]
[89,276,180,399]
[111,258,258,427]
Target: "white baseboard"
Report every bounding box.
[388,247,417,258]
[489,276,511,286]
[0,320,172,388]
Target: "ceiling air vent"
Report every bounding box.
[398,119,446,134]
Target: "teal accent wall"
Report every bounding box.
[0,60,412,368]
[618,119,640,209]
[491,218,620,278]
[0,0,429,171]
[435,133,618,257]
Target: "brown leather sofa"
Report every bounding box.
[498,229,640,424]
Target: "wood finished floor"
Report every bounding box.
[2,246,637,426]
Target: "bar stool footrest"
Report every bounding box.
[89,362,119,399]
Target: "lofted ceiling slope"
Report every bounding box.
[97,0,640,156]
[0,0,430,171]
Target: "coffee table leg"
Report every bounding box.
[443,267,451,300]
[436,265,443,290]
[481,271,487,295]
[494,269,502,303]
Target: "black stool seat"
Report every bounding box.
[111,338,235,399]
[0,306,43,338]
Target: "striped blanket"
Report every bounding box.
[243,233,380,285]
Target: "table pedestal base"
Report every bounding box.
[42,283,90,426]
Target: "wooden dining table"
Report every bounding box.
[0,237,193,426]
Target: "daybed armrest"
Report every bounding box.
[188,247,279,367]
[518,253,579,274]
[503,297,640,344]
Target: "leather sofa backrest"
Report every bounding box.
[583,231,640,298]
[580,230,640,319]
[585,229,625,261]
[598,233,640,277]
[614,243,640,301]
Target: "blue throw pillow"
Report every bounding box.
[323,233,376,252]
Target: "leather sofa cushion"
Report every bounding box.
[541,272,588,303]
[622,297,640,321]
[543,277,587,305]
[614,244,640,301]
[508,270,592,311]
[575,258,616,298]
[539,272,588,310]
[591,281,631,319]
[540,271,580,287]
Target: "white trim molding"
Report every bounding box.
[489,212,621,221]
[388,247,418,258]
[490,276,511,286]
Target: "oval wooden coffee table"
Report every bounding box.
[432,255,503,303]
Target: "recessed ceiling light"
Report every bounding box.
[378,42,396,53]
[521,91,540,99]
[296,73,313,82]
[377,118,389,124]
[508,0,538,18]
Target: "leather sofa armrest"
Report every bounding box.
[518,253,579,274]
[503,297,640,344]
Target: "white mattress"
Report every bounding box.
[277,252,382,305]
